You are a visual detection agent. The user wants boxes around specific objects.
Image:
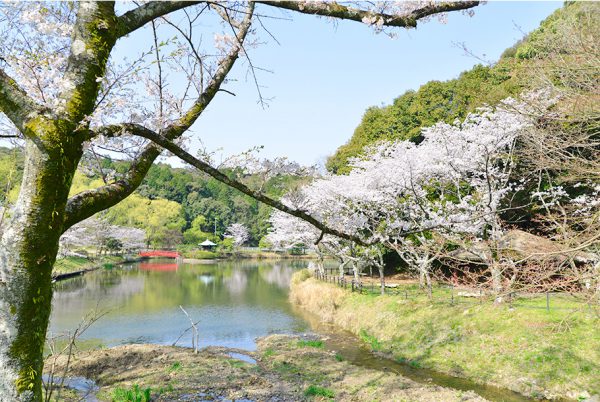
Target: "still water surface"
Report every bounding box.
[50,259,311,350]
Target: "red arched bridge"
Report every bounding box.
[138,250,181,259]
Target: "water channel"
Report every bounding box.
[50,259,532,401]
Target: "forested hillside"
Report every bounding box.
[0,149,308,247]
[326,3,588,173]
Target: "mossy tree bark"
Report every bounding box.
[0,130,83,400]
[0,3,120,400]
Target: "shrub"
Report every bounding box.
[291,269,311,285]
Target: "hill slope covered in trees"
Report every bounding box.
[326,2,593,173]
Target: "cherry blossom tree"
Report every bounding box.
[359,101,529,299]
[224,222,249,248]
[59,217,146,257]
[270,99,537,300]
[0,2,481,398]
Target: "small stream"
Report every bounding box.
[298,312,534,402]
[49,259,535,401]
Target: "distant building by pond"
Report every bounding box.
[199,239,217,251]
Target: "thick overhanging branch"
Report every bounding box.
[116,1,203,38]
[69,3,255,230]
[95,123,372,246]
[60,2,119,122]
[258,1,479,28]
[63,142,162,231]
[87,2,254,144]
[0,68,44,134]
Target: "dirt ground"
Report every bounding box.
[46,334,487,401]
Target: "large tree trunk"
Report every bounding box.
[0,136,81,401]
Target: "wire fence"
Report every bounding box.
[314,268,600,314]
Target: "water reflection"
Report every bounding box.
[223,269,248,295]
[259,263,296,289]
[139,262,178,272]
[50,259,311,350]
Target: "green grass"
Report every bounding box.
[180,249,218,260]
[359,330,383,352]
[291,272,600,399]
[53,255,124,275]
[297,340,324,348]
[53,256,89,274]
[112,384,152,402]
[304,385,335,398]
[168,362,182,372]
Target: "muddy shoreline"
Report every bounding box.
[45,335,488,401]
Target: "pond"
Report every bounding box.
[50,259,311,350]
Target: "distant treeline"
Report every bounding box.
[0,148,308,247]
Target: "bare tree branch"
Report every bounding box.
[63,142,162,231]
[162,2,255,140]
[258,1,480,28]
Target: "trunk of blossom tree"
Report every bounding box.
[490,261,504,303]
[314,248,325,276]
[339,259,349,279]
[417,258,433,299]
[379,265,385,295]
[373,249,385,295]
[490,265,504,303]
[488,224,505,303]
[0,135,82,401]
[596,261,600,301]
[351,261,360,284]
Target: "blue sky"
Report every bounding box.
[0,2,564,166]
[182,1,562,167]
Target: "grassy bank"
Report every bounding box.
[178,245,317,260]
[53,255,126,276]
[290,271,600,400]
[45,335,486,401]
